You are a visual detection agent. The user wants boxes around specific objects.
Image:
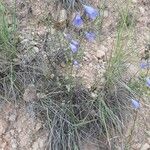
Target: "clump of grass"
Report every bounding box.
[118,11,135,29]
[0,2,16,59]
[35,81,117,149]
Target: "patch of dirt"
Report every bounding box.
[124,104,150,150]
[74,41,107,89]
[0,102,49,150]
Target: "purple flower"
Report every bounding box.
[70,40,79,53]
[71,40,79,47]
[146,78,150,87]
[85,32,96,42]
[140,62,150,69]
[131,99,140,109]
[73,60,79,67]
[72,14,83,27]
[70,43,78,53]
[84,5,99,20]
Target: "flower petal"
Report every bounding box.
[70,43,78,53]
[73,60,79,67]
[84,5,99,20]
[71,40,79,47]
[72,14,83,27]
[146,78,150,87]
[85,32,96,42]
[140,62,150,69]
[131,99,140,109]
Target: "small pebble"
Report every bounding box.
[32,47,39,53]
[91,92,98,98]
[103,10,109,17]
[132,143,142,149]
[148,138,150,144]
[23,84,37,102]
[140,143,150,150]
[132,0,137,2]
[139,7,145,14]
[35,123,42,131]
[9,113,17,122]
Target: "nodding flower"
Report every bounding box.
[70,40,79,53]
[85,32,96,42]
[146,77,150,88]
[140,62,150,69]
[73,60,79,67]
[72,14,83,27]
[71,40,79,47]
[131,99,140,109]
[83,5,99,20]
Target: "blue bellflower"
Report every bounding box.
[131,99,140,109]
[140,62,150,69]
[85,32,96,42]
[84,5,99,20]
[72,14,83,27]
[146,78,150,87]
[73,60,79,67]
[70,40,79,53]
[71,40,79,47]
[70,43,78,53]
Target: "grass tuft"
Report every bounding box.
[0,2,17,59]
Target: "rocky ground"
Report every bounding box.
[0,102,48,150]
[0,0,150,149]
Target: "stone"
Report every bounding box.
[132,0,137,3]
[32,135,48,150]
[146,131,150,137]
[132,143,142,149]
[90,110,98,116]
[96,45,107,60]
[32,47,39,53]
[58,9,67,23]
[11,139,17,149]
[30,41,38,46]
[21,46,40,65]
[140,143,150,150]
[37,93,47,99]
[139,7,145,14]
[96,50,105,59]
[148,138,150,144]
[20,39,29,45]
[91,92,98,98]
[1,141,7,149]
[32,141,39,150]
[35,123,42,131]
[103,10,109,17]
[23,84,37,102]
[9,112,17,122]
[81,140,98,150]
[10,130,15,135]
[0,120,7,135]
[50,27,56,34]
